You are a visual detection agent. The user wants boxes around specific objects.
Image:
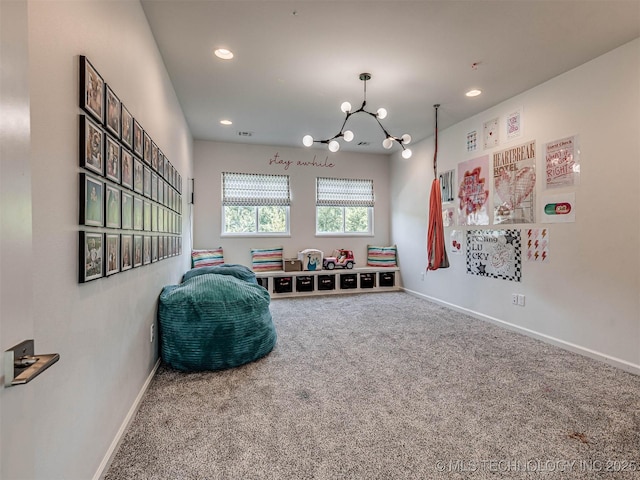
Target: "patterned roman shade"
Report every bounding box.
[222,172,291,206]
[316,177,374,207]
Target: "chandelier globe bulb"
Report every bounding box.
[401,134,412,145]
[341,102,352,113]
[302,135,314,147]
[382,137,393,149]
[328,140,340,152]
[343,130,354,142]
[402,148,412,159]
[377,107,388,119]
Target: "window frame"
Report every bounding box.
[315,177,375,236]
[221,172,291,237]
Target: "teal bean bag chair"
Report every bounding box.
[159,265,276,371]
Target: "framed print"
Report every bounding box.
[133,196,143,231]
[133,235,143,268]
[143,236,152,265]
[163,183,168,207]
[121,191,133,230]
[79,56,104,123]
[151,142,158,171]
[158,150,164,177]
[178,237,182,255]
[163,156,169,180]
[105,84,121,138]
[158,208,164,233]
[79,115,104,176]
[121,149,133,190]
[152,204,158,232]
[143,165,151,198]
[80,173,103,227]
[177,174,182,194]
[158,235,165,260]
[121,234,133,271]
[151,172,158,201]
[105,184,121,229]
[79,231,103,283]
[121,104,133,150]
[143,200,151,232]
[105,233,120,276]
[151,236,158,263]
[158,179,164,205]
[105,135,121,183]
[143,131,151,165]
[133,157,144,194]
[133,119,144,158]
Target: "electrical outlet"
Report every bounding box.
[421,271,425,281]
[512,294,519,305]
[518,294,526,306]
[150,324,155,343]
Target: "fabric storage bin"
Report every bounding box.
[317,274,335,291]
[296,275,314,292]
[256,277,268,290]
[274,276,293,293]
[379,271,395,287]
[360,272,375,288]
[340,273,357,289]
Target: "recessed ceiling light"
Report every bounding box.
[220,120,232,125]
[466,89,482,97]
[214,48,234,60]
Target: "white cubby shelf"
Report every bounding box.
[254,267,400,298]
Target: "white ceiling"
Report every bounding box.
[141,0,640,155]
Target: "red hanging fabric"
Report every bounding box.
[427,104,449,271]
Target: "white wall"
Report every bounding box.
[2,1,193,479]
[194,141,392,267]
[391,39,640,372]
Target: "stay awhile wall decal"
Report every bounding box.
[268,152,335,171]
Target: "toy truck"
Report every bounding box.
[323,249,355,270]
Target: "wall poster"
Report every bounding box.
[505,107,523,140]
[467,130,477,152]
[439,169,455,203]
[545,135,580,188]
[466,229,522,282]
[540,192,575,223]
[493,140,536,224]
[483,117,499,150]
[450,230,463,255]
[457,155,490,226]
[442,206,455,227]
[526,228,549,262]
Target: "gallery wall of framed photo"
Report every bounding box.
[78,55,184,283]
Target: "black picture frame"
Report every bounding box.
[121,191,133,230]
[143,131,151,165]
[163,156,169,181]
[105,184,121,229]
[143,200,151,232]
[158,235,165,260]
[158,179,164,205]
[79,173,104,227]
[105,233,120,276]
[79,115,104,176]
[121,103,133,150]
[133,157,144,194]
[105,135,121,184]
[151,172,158,202]
[133,119,144,158]
[143,236,152,265]
[105,84,121,138]
[158,150,164,177]
[151,236,158,263]
[79,231,103,283]
[151,141,158,171]
[143,165,152,198]
[133,196,143,231]
[121,149,133,190]
[151,204,158,232]
[121,234,133,271]
[133,235,143,268]
[79,56,104,124]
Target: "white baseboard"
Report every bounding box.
[402,288,640,376]
[93,359,161,480]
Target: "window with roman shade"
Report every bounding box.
[316,177,374,235]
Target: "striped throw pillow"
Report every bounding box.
[251,246,283,272]
[367,245,397,267]
[191,248,224,268]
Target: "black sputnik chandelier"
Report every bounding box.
[302,73,412,158]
